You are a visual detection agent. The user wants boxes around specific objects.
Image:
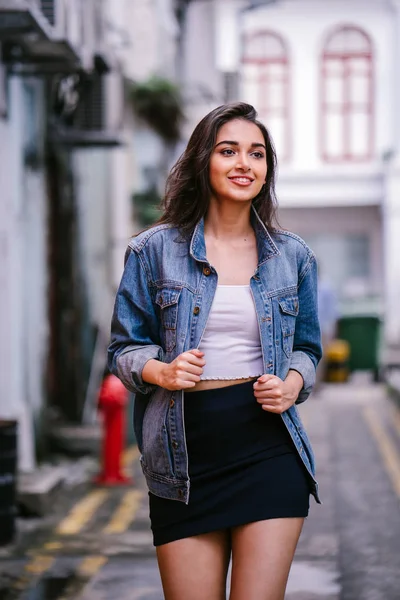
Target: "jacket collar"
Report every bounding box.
[189,205,280,266]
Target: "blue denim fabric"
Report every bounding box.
[108,207,322,504]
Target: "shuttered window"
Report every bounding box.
[321,25,374,162]
[242,31,290,162]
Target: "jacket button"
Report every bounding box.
[193,306,200,315]
[203,266,211,276]
[178,489,184,498]
[170,398,175,408]
[172,441,179,449]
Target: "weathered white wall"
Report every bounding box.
[182,0,225,139]
[104,0,178,82]
[0,106,14,423]
[102,0,180,271]
[279,205,383,294]
[0,77,48,472]
[241,0,395,171]
[383,160,400,346]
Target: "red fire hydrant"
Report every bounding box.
[94,374,133,485]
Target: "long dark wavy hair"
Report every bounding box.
[156,102,279,233]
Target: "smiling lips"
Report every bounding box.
[228,176,254,186]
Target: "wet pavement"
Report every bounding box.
[1,376,400,599]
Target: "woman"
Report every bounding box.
[108,102,322,600]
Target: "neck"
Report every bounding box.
[204,201,253,240]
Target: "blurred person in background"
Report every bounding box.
[108,103,322,600]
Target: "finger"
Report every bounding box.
[176,371,201,383]
[185,354,206,367]
[255,396,282,407]
[183,363,204,376]
[255,395,279,405]
[260,404,282,414]
[179,380,197,389]
[176,355,205,370]
[189,348,205,357]
[254,376,280,388]
[256,374,276,384]
[253,388,281,399]
[254,382,280,393]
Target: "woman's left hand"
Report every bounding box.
[253,371,303,414]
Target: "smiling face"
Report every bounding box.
[209,118,268,206]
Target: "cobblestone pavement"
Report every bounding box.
[1,377,400,599]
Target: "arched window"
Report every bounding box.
[321,25,374,162]
[242,31,290,161]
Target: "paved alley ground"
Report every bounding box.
[1,377,400,599]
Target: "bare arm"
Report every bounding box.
[142,349,206,391]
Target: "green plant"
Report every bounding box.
[129,77,184,143]
[132,187,162,227]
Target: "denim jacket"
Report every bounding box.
[108,207,322,504]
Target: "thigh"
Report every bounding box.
[229,518,304,600]
[156,529,231,600]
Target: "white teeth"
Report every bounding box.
[231,177,252,183]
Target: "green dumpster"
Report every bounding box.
[337,315,382,379]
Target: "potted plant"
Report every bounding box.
[128,76,184,143]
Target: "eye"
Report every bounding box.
[252,151,265,159]
[220,148,236,156]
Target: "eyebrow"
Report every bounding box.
[215,140,266,150]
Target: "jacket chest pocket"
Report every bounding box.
[155,288,181,352]
[278,295,299,358]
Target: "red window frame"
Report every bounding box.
[242,30,291,162]
[320,25,374,162]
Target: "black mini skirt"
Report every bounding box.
[149,379,310,546]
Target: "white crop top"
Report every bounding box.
[198,285,264,380]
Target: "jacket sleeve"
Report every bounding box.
[290,254,322,404]
[107,248,164,395]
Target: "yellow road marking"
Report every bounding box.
[52,444,140,550]
[56,489,108,535]
[43,541,63,551]
[363,407,400,499]
[77,555,108,577]
[11,555,55,591]
[24,554,55,575]
[103,489,143,534]
[122,444,140,468]
[56,556,108,600]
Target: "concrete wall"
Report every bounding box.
[104,0,178,82]
[182,0,225,138]
[0,77,50,471]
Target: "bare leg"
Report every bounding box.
[229,518,304,600]
[156,529,231,600]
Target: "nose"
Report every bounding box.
[235,152,251,171]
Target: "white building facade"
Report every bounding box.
[183,0,400,368]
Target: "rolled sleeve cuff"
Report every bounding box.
[289,350,316,404]
[116,344,164,395]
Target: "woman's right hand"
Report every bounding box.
[158,349,206,390]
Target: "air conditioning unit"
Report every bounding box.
[50,69,124,147]
[0,0,82,71]
[2,0,113,76]
[41,0,98,71]
[0,0,53,39]
[40,0,55,25]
